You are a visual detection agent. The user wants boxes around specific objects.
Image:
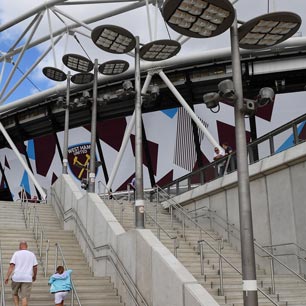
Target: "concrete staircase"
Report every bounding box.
[0,201,123,306]
[104,198,306,306]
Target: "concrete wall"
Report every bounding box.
[170,141,306,276]
[50,174,219,306]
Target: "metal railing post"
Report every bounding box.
[54,244,58,273]
[270,256,276,294]
[170,206,173,227]
[45,240,50,278]
[155,204,157,229]
[39,231,43,258]
[218,239,224,296]
[200,242,204,276]
[182,213,185,238]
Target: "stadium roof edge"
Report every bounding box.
[1,36,306,115]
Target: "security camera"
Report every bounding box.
[242,99,257,116]
[148,84,160,96]
[122,80,134,91]
[203,92,220,109]
[80,178,88,190]
[257,87,275,107]
[218,79,237,102]
[82,90,91,98]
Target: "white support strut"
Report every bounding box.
[106,72,153,191]
[158,70,222,151]
[0,122,47,200]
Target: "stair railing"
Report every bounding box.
[0,242,6,306]
[198,238,281,306]
[152,185,218,241]
[19,198,50,278]
[96,181,180,257]
[152,186,283,306]
[54,243,82,306]
[20,186,30,226]
[254,241,306,294]
[98,180,126,223]
[144,211,179,257]
[261,242,306,277]
[30,207,50,278]
[53,203,150,306]
[94,244,150,306]
[160,114,306,198]
[192,206,306,297]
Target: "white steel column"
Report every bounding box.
[0,122,47,200]
[159,70,222,151]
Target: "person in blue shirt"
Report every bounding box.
[48,266,72,306]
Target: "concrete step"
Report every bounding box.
[103,199,306,306]
[0,201,124,306]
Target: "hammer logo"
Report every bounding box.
[68,143,97,180]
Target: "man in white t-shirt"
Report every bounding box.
[5,241,38,306]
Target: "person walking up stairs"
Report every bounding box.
[0,200,123,306]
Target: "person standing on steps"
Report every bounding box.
[5,241,38,306]
[48,266,72,306]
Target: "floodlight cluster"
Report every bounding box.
[42,67,66,82]
[99,61,129,75]
[71,73,94,85]
[240,19,299,46]
[167,0,231,37]
[141,43,180,60]
[65,55,93,72]
[95,28,133,53]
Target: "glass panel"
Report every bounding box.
[178,178,189,195]
[190,171,203,188]
[256,139,271,160]
[273,128,295,154]
[203,164,217,183]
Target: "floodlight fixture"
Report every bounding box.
[71,72,94,85]
[122,80,134,91]
[257,87,275,107]
[62,53,94,73]
[238,12,301,49]
[203,92,220,111]
[42,67,67,82]
[91,25,136,54]
[218,79,237,101]
[98,60,129,75]
[162,0,235,38]
[139,39,181,61]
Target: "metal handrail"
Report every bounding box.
[255,241,306,284]
[153,185,217,241]
[0,242,6,306]
[262,242,306,254]
[54,243,82,306]
[144,212,179,257]
[19,188,50,277]
[65,210,149,306]
[153,186,283,305]
[161,113,306,196]
[98,181,180,257]
[94,244,149,306]
[197,239,280,306]
[186,205,306,297]
[51,192,149,306]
